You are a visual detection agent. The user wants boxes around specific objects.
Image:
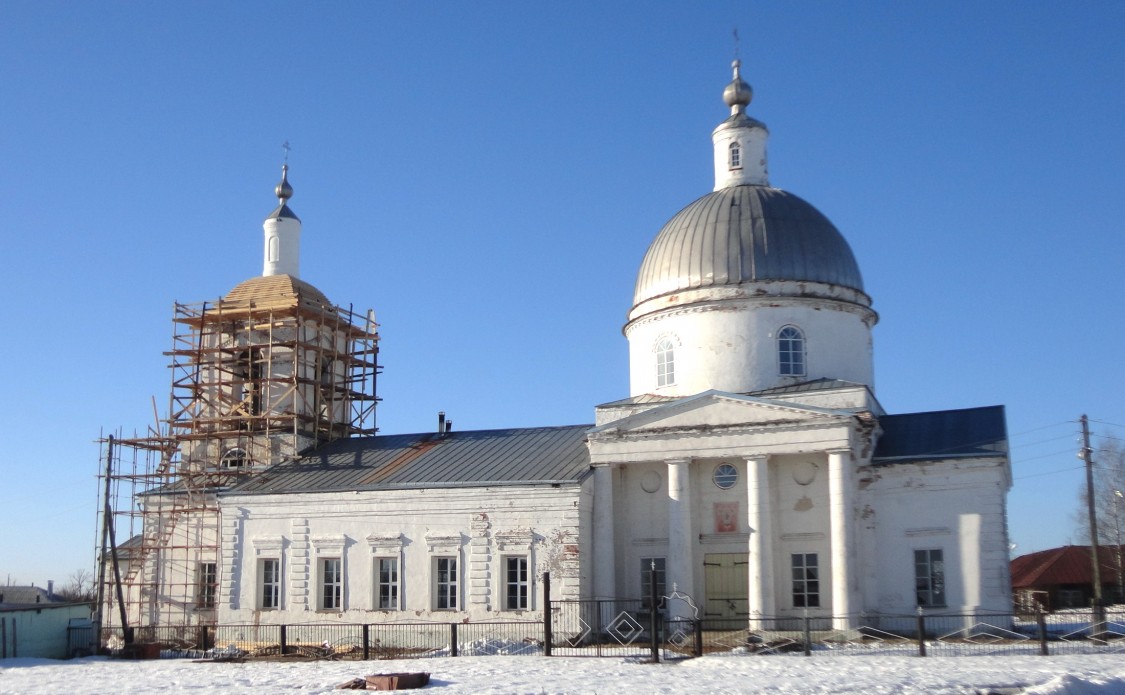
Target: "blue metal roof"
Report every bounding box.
[872,405,1008,463]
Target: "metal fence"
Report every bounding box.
[80,574,1125,662]
[87,608,1125,661]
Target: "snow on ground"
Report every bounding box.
[3,654,1125,695]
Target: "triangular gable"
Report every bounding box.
[589,389,854,436]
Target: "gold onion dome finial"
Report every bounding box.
[275,164,294,205]
[722,59,752,111]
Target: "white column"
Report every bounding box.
[828,450,855,629]
[666,458,694,619]
[746,455,774,618]
[592,465,616,600]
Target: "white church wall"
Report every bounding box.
[768,454,833,617]
[626,296,874,397]
[218,483,586,625]
[860,457,1012,615]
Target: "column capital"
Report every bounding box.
[664,457,692,466]
[743,454,770,464]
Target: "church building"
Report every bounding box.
[100,62,1012,635]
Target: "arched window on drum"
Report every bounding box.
[656,338,675,387]
[778,326,806,377]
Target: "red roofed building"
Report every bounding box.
[1011,545,1125,612]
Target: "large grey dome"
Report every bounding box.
[633,185,864,307]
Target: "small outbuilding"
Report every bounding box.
[1010,545,1125,612]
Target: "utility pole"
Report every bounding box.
[1081,415,1106,636]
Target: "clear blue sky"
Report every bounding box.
[2,1,1123,586]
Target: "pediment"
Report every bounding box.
[589,390,853,437]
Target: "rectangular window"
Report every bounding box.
[197,562,218,609]
[640,557,667,610]
[791,553,820,608]
[320,557,342,611]
[504,557,529,610]
[260,558,280,610]
[376,557,399,610]
[915,549,946,607]
[434,557,458,610]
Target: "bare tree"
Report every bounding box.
[56,568,97,602]
[1073,440,1125,598]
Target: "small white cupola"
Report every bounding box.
[262,164,302,277]
[712,60,769,190]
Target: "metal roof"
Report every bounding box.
[1010,545,1125,589]
[598,379,865,408]
[633,185,865,307]
[748,378,867,396]
[872,405,1008,463]
[226,424,593,496]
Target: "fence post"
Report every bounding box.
[649,561,660,663]
[915,608,926,657]
[543,572,553,657]
[362,624,370,660]
[693,618,703,658]
[200,625,209,651]
[1037,610,1048,656]
[803,609,812,657]
[279,624,287,655]
[450,623,459,657]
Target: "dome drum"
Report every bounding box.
[627,299,875,396]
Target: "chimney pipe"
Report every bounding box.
[445,420,452,433]
[48,580,54,598]
[438,411,446,435]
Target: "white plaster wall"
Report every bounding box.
[218,484,586,625]
[263,216,300,277]
[712,123,768,189]
[860,458,1012,614]
[626,297,874,397]
[766,454,834,617]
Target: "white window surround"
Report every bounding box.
[729,141,742,170]
[260,558,281,610]
[252,536,285,556]
[503,556,530,611]
[433,556,459,611]
[375,556,400,611]
[425,533,462,554]
[312,535,347,555]
[366,533,404,553]
[494,530,533,553]
[319,557,343,611]
[915,548,946,608]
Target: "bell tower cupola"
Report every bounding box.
[262,164,302,277]
[711,60,769,190]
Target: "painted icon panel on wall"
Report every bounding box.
[714,502,739,533]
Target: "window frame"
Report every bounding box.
[729,141,742,170]
[655,339,675,387]
[433,556,459,611]
[319,557,343,612]
[712,463,738,490]
[914,548,946,608]
[777,325,807,377]
[259,558,281,610]
[375,556,400,611]
[791,553,820,608]
[503,556,530,611]
[640,557,667,610]
[197,562,218,610]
